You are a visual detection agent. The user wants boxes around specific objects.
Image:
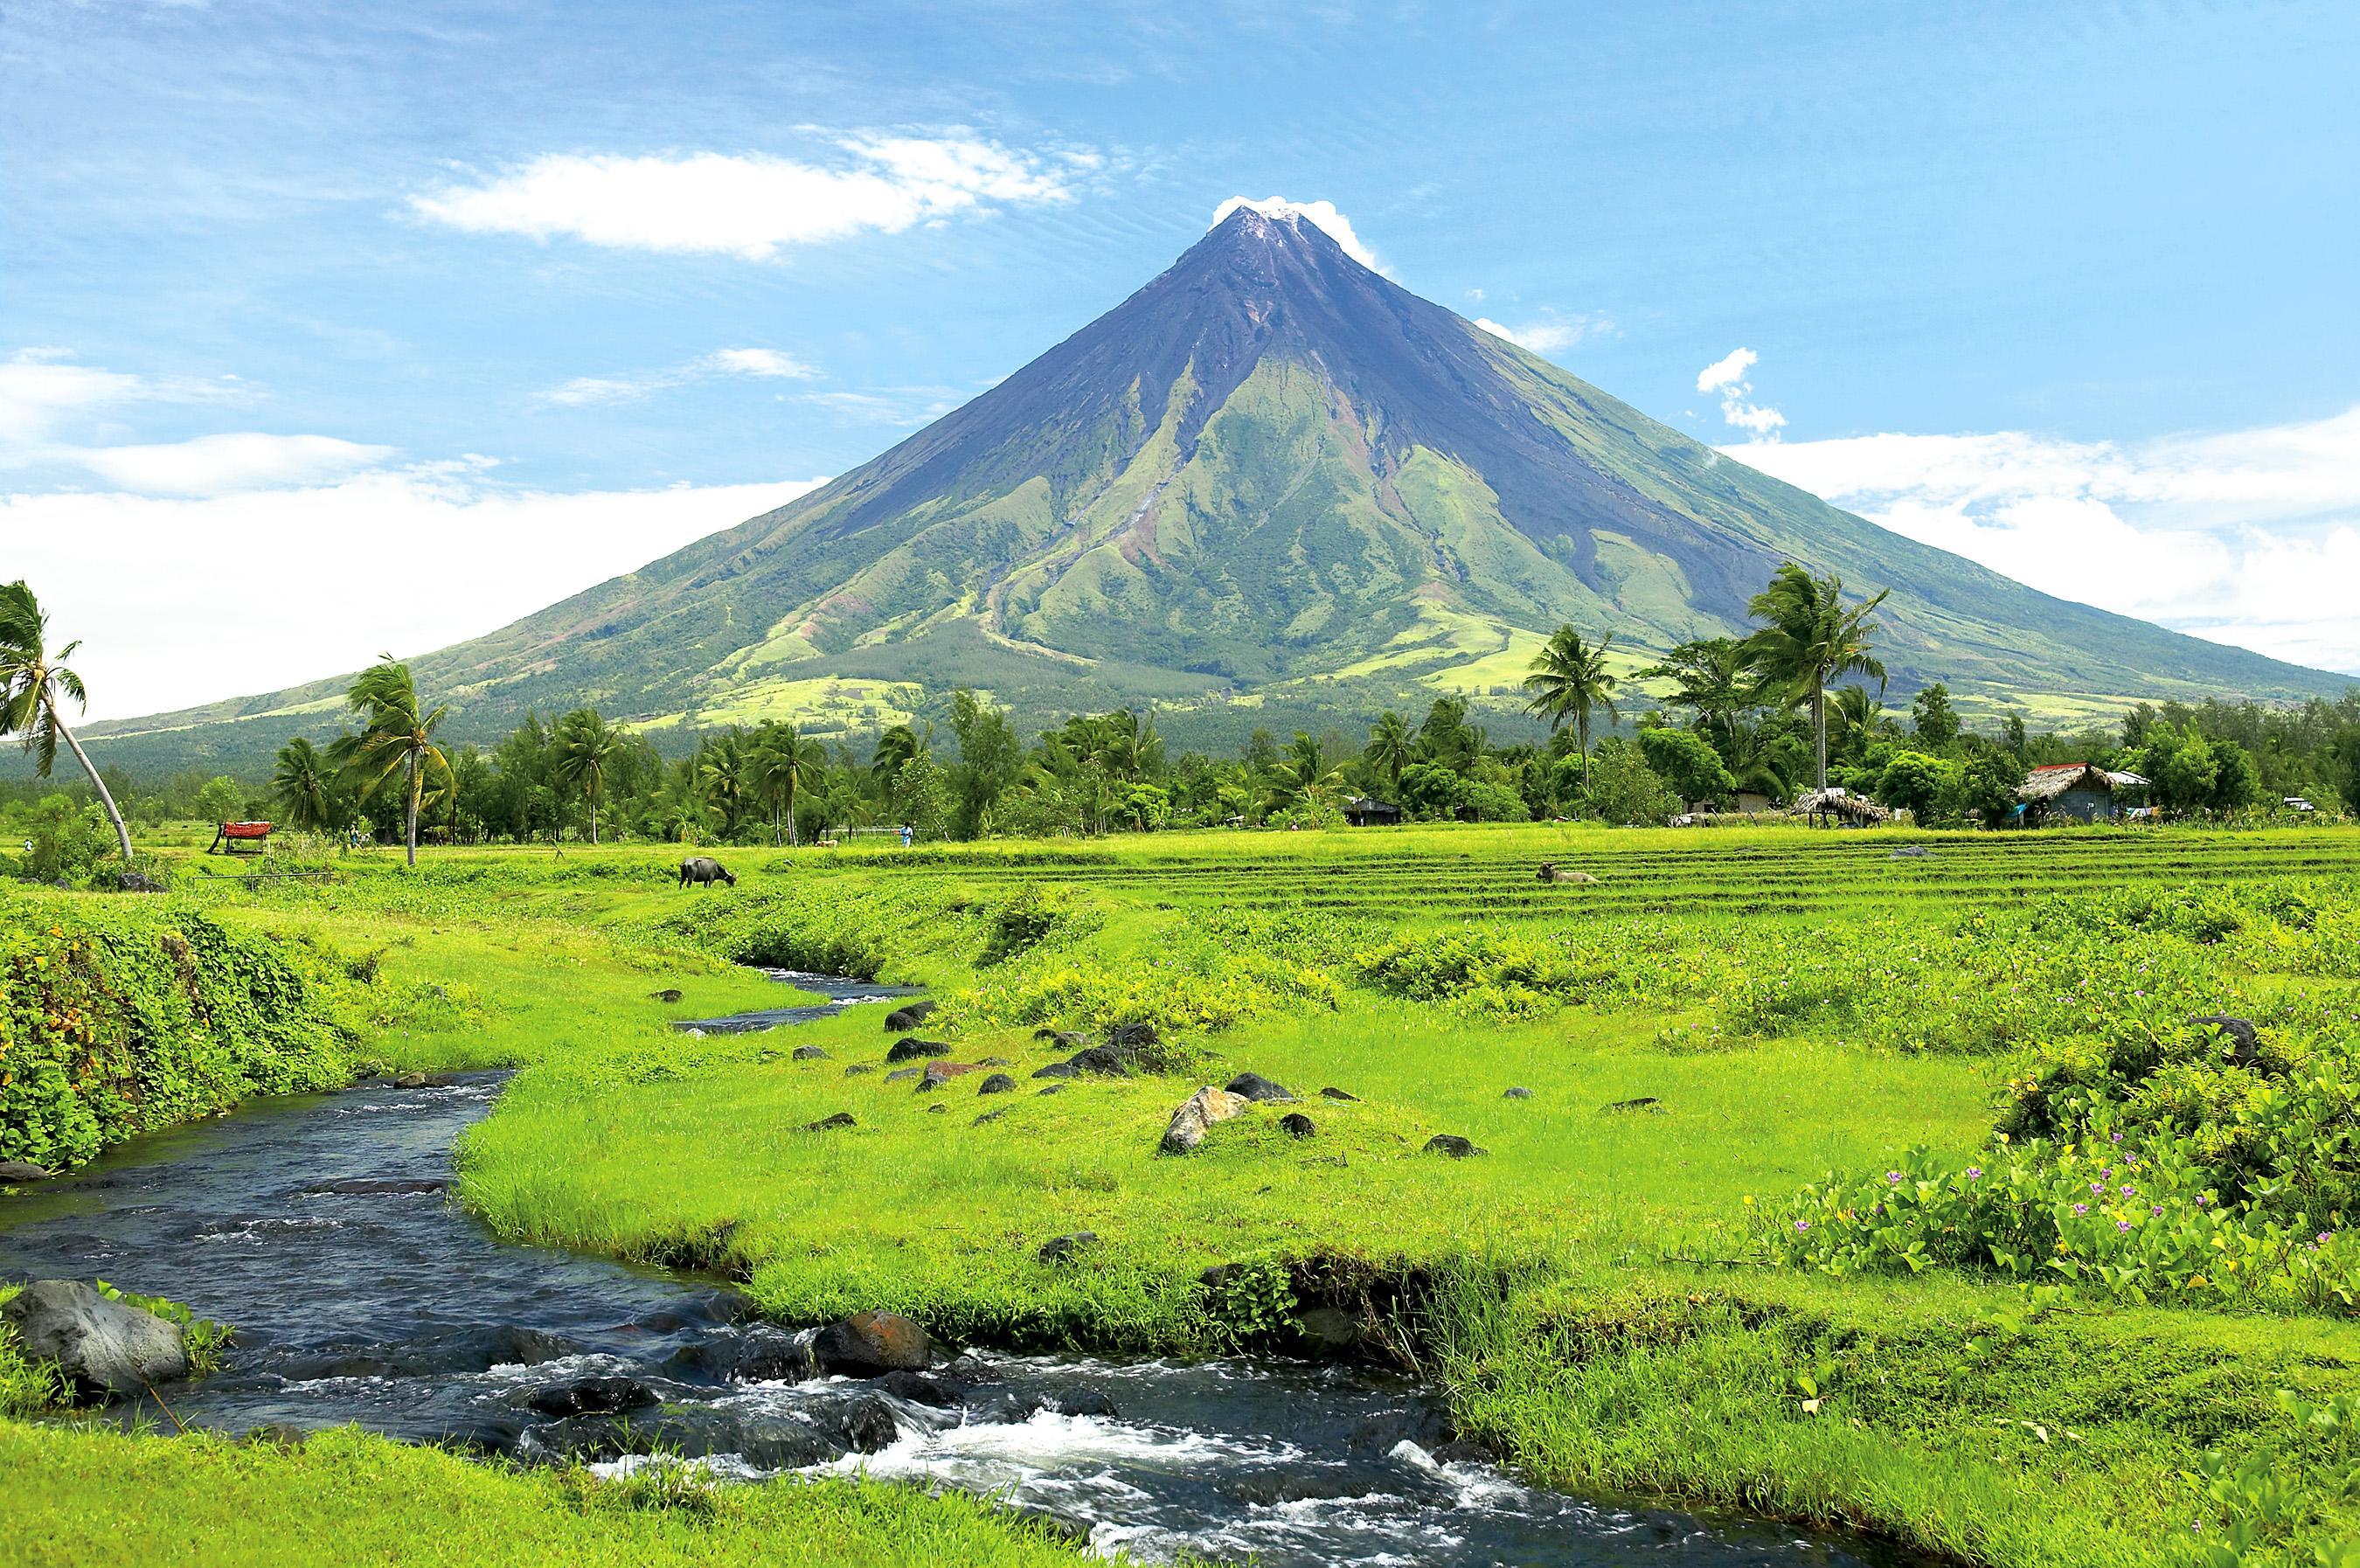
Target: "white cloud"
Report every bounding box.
[798,388,961,426]
[1696,346,1783,437]
[1474,313,1611,357]
[1211,196,1385,273]
[542,346,819,406]
[413,137,1080,260]
[6,467,829,722]
[1724,406,2360,676]
[66,433,392,496]
[0,347,246,445]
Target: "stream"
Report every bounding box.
[0,970,1922,1567]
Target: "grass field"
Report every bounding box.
[8,821,2360,1565]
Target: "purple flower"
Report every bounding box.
[2151,1205,2164,1218]
[1885,1171,1904,1185]
[2111,1132,2123,1143]
[2073,1203,2089,1215]
[2197,1195,2212,1207]
[2121,1185,2137,1197]
[2321,1232,2336,1245]
[2118,1220,2133,1232]
[1795,1220,1810,1232]
[2090,1183,2106,1194]
[1964,1167,1983,1181]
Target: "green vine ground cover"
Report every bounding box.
[8,822,2360,1565]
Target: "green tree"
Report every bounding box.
[272,737,336,831]
[947,689,1023,839]
[1876,751,1947,822]
[871,722,928,784]
[697,729,754,836]
[194,775,245,826]
[1637,725,1739,807]
[892,753,953,840]
[1910,683,1961,748]
[551,707,629,844]
[1582,737,1678,824]
[1363,710,1415,795]
[1522,626,1620,786]
[0,580,134,860]
[1639,637,1759,751]
[1745,562,1890,791]
[331,656,452,868]
[752,721,827,845]
[2209,739,2261,814]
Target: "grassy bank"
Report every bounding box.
[9,822,2360,1564]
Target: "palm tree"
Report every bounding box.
[1744,563,1890,791]
[871,722,927,784]
[698,730,753,835]
[273,737,334,831]
[753,722,827,845]
[1827,684,1886,768]
[1639,638,1760,753]
[332,656,452,868]
[551,707,628,844]
[1522,625,1621,786]
[1364,711,1414,794]
[1267,732,1344,814]
[0,581,134,860]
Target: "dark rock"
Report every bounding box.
[977,1073,1017,1095]
[1225,1072,1295,1103]
[883,1067,922,1083]
[843,1064,877,1077]
[649,988,684,1003]
[307,1177,448,1196]
[840,1394,903,1453]
[1038,1084,1067,1096]
[927,1103,947,1114]
[979,1056,1013,1067]
[1031,1060,1078,1079]
[1319,1086,1359,1102]
[1038,1231,1099,1264]
[811,1310,933,1377]
[1502,1086,1532,1100]
[1430,1440,1494,1466]
[2190,1015,2263,1066]
[1198,1263,1243,1290]
[0,1160,56,1182]
[1065,1045,1132,1077]
[1032,1028,1089,1049]
[973,1108,1010,1126]
[523,1376,656,1419]
[963,1388,1052,1423]
[1297,1306,1358,1354]
[802,1112,857,1133]
[284,1325,573,1382]
[1107,1022,1159,1051]
[792,1045,829,1062]
[1052,1390,1120,1418]
[1278,1113,1317,1138]
[392,1072,428,1089]
[1603,1096,1662,1114]
[875,1369,962,1406]
[884,1000,938,1032]
[1422,1134,1484,1159]
[886,1037,952,1063]
[2,1280,187,1398]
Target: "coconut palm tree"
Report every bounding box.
[551,707,629,844]
[1827,684,1888,768]
[1267,732,1344,814]
[1522,626,1621,787]
[272,737,335,832]
[870,722,928,784]
[1364,710,1414,794]
[697,729,753,835]
[753,721,827,845]
[0,581,134,861]
[332,656,452,868]
[1744,563,1890,791]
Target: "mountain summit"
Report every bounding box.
[95,205,2347,762]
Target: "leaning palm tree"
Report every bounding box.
[752,722,827,845]
[273,737,335,831]
[1522,626,1620,787]
[551,707,629,844]
[332,656,453,868]
[1364,711,1414,794]
[0,581,134,860]
[1744,563,1890,791]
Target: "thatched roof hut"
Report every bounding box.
[1343,795,1402,826]
[2019,762,2129,823]
[1791,787,1891,827]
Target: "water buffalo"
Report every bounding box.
[678,857,737,889]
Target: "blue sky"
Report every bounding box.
[6,0,2357,718]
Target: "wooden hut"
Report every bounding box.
[1791,787,1891,828]
[1344,796,1403,827]
[2017,762,2124,824]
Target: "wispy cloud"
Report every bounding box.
[414,137,1087,260]
[0,347,246,444]
[1697,346,1784,436]
[1211,196,1385,273]
[1474,311,1612,357]
[799,388,963,426]
[1725,406,2360,676]
[543,346,819,406]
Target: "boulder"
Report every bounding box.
[977,1073,1017,1095]
[1107,1022,1159,1051]
[973,1108,1010,1126]
[1038,1084,1067,1096]
[1422,1134,1484,1159]
[840,1393,903,1454]
[791,1045,829,1062]
[811,1310,933,1377]
[1502,1086,1532,1100]
[1278,1113,1317,1139]
[392,1072,428,1089]
[979,1056,1013,1067]
[2189,1015,2263,1066]
[649,988,684,1003]
[1296,1306,1358,1354]
[2,1280,188,1398]
[883,1067,922,1084]
[843,1064,878,1077]
[1031,1060,1078,1079]
[927,1103,947,1115]
[1225,1072,1296,1103]
[523,1376,656,1419]
[885,1037,952,1063]
[1160,1086,1247,1155]
[883,1001,938,1032]
[1319,1086,1360,1102]
[0,1160,53,1183]
[1038,1232,1099,1264]
[801,1113,857,1133]
[1065,1045,1132,1077]
[1032,1029,1089,1050]
[874,1369,962,1406]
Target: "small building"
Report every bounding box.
[1344,796,1403,827]
[2018,762,2127,824]
[1791,787,1891,828]
[2284,796,2316,815]
[1732,790,1776,815]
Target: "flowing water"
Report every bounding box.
[0,971,1924,1567]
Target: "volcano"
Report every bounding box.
[94,203,2349,765]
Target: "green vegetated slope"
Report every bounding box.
[12,825,2360,1565]
[80,208,2348,777]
